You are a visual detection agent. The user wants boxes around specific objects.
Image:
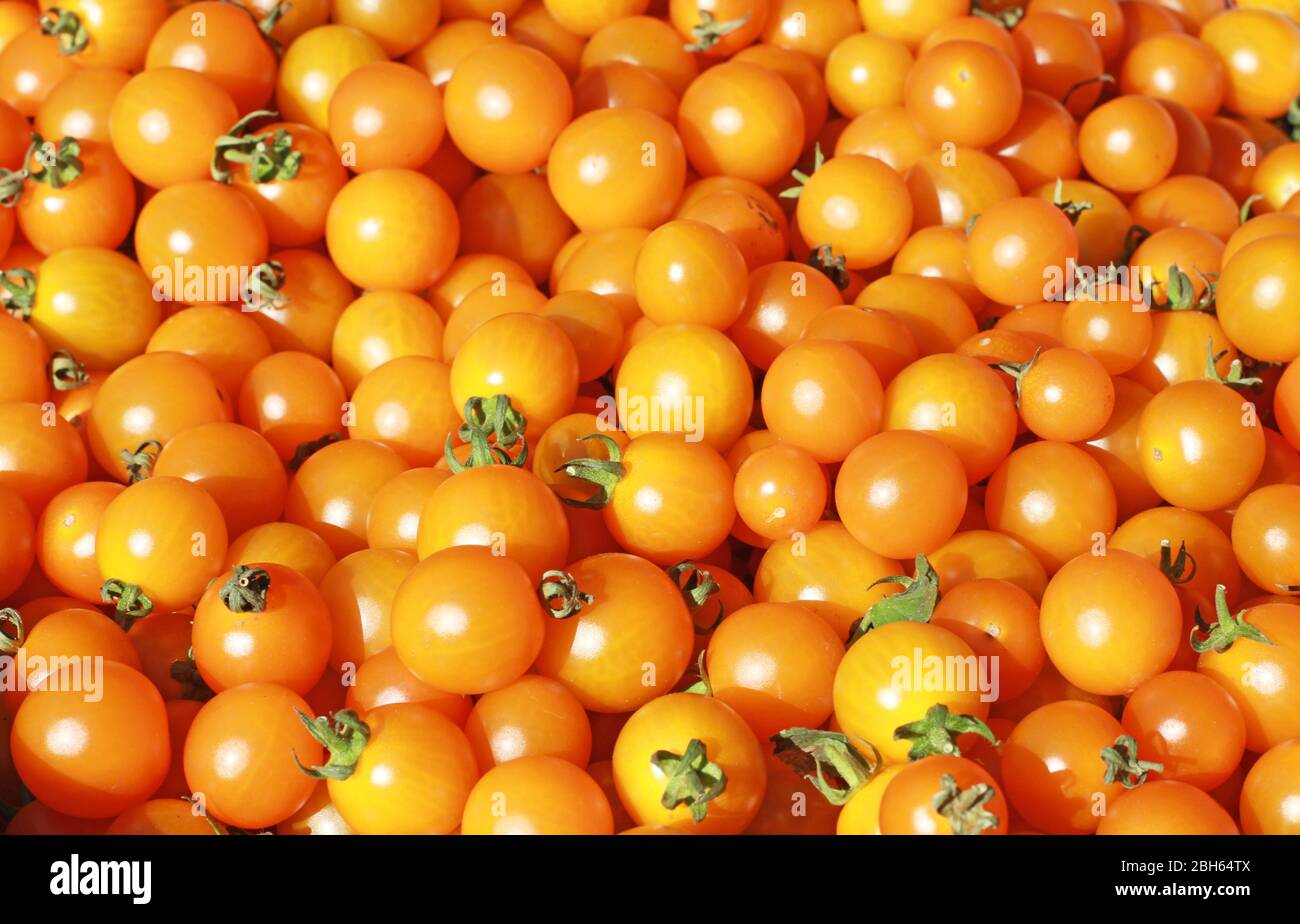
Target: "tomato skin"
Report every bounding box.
[932,579,1046,704]
[929,529,1049,601]
[230,123,347,250]
[728,261,843,370]
[879,755,1009,835]
[334,0,443,57]
[192,563,332,696]
[0,27,79,117]
[391,545,545,695]
[1217,235,1300,363]
[237,351,348,464]
[836,762,906,835]
[127,609,194,702]
[345,646,471,724]
[858,0,967,49]
[12,662,169,819]
[1001,700,1125,834]
[1233,484,1300,593]
[0,484,35,599]
[326,169,459,293]
[1016,348,1115,442]
[1110,506,1241,607]
[1138,380,1266,512]
[836,430,967,560]
[464,674,592,769]
[834,621,991,765]
[1122,670,1246,792]
[1013,12,1105,116]
[147,306,273,401]
[1040,550,1182,696]
[1201,8,1300,119]
[534,552,693,713]
[332,291,444,395]
[985,441,1117,574]
[762,340,883,465]
[318,548,415,671]
[183,682,323,829]
[284,438,409,558]
[145,1,275,112]
[905,41,1021,149]
[732,443,827,543]
[107,799,216,836]
[968,197,1079,308]
[1097,780,1240,835]
[276,24,386,132]
[1197,603,1300,752]
[1240,738,1300,834]
[796,155,913,270]
[612,692,766,834]
[323,702,480,835]
[600,434,736,566]
[95,476,229,613]
[706,602,843,739]
[462,755,614,834]
[348,356,460,468]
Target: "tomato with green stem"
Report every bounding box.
[612,692,766,834]
[11,137,134,256]
[668,0,766,56]
[1110,506,1242,607]
[1122,670,1245,791]
[879,755,1009,835]
[789,153,912,272]
[296,704,479,835]
[534,552,694,713]
[968,197,1080,309]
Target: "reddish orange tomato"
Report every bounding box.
[192,563,332,695]
[879,755,1009,835]
[128,609,195,702]
[391,545,546,695]
[2,605,141,717]
[11,661,168,818]
[932,578,1046,704]
[1097,780,1239,834]
[145,1,275,112]
[1122,670,1246,791]
[728,261,843,369]
[536,552,694,713]
[35,481,122,602]
[237,351,348,464]
[464,674,592,770]
[0,402,88,516]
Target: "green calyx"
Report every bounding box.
[1204,337,1262,389]
[445,395,530,472]
[993,347,1043,407]
[683,10,748,53]
[212,111,302,184]
[779,143,824,201]
[49,350,89,391]
[39,7,88,56]
[220,565,272,614]
[120,440,161,484]
[1154,265,1216,311]
[241,260,288,312]
[0,607,24,656]
[1101,734,1163,789]
[933,773,1001,835]
[287,432,343,473]
[0,269,37,316]
[100,579,153,631]
[26,133,84,189]
[771,728,881,806]
[894,703,999,762]
[1190,584,1276,654]
[848,553,940,646]
[667,560,724,633]
[294,709,371,781]
[1275,95,1300,142]
[682,650,712,696]
[555,433,625,508]
[1157,539,1197,586]
[651,738,726,823]
[169,648,213,702]
[539,569,593,619]
[970,2,1024,29]
[1050,177,1092,225]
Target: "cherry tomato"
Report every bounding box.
[1197,601,1300,752]
[283,438,408,557]
[462,754,614,834]
[464,673,592,769]
[879,755,1009,835]
[1240,738,1300,833]
[1122,670,1246,791]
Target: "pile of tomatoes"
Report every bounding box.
[0,0,1299,838]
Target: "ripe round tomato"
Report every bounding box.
[824,32,913,117]
[835,430,966,559]
[762,340,883,464]
[706,602,843,738]
[968,197,1079,308]
[462,754,614,834]
[344,646,470,724]
[1122,670,1246,791]
[192,562,331,695]
[318,548,414,672]
[548,108,686,232]
[929,529,1049,601]
[87,352,230,483]
[677,60,804,187]
[732,443,828,543]
[1233,484,1300,593]
[985,441,1118,574]
[11,661,168,819]
[284,438,408,557]
[275,24,386,132]
[1197,602,1300,752]
[879,755,1009,835]
[858,0,967,49]
[0,27,80,117]
[1002,700,1127,833]
[457,173,574,286]
[348,356,460,468]
[1240,738,1300,834]
[932,579,1046,704]
[2,605,141,717]
[1110,506,1241,607]
[326,169,459,292]
[728,260,843,369]
[331,291,444,394]
[1138,379,1266,512]
[334,0,442,56]
[145,1,275,112]
[237,351,348,464]
[795,154,913,270]
[0,401,88,517]
[1217,235,1300,363]
[1077,94,1179,194]
[1200,7,1300,119]
[444,43,571,174]
[1040,550,1182,696]
[904,41,1021,149]
[391,545,545,695]
[1013,347,1116,442]
[153,422,286,539]
[633,220,748,329]
[147,307,272,401]
[834,620,990,765]
[613,692,766,834]
[183,682,322,829]
[464,674,592,769]
[534,552,693,712]
[616,323,752,453]
[1060,291,1153,376]
[1098,779,1239,835]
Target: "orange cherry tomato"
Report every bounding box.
[1122,670,1246,791]
[1240,738,1300,833]
[0,401,88,516]
[464,673,592,769]
[284,438,408,557]
[462,754,613,834]
[733,443,828,543]
[968,197,1080,308]
[904,41,1021,149]
[762,340,882,464]
[1197,602,1300,752]
[318,547,415,671]
[1097,779,1239,834]
[35,482,122,602]
[237,351,348,464]
[879,755,1010,835]
[145,1,275,112]
[1200,7,1300,119]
